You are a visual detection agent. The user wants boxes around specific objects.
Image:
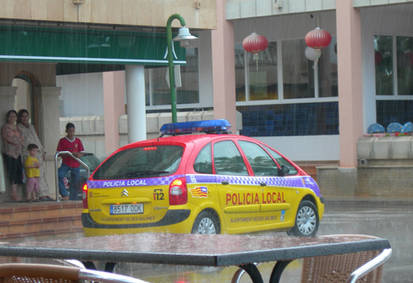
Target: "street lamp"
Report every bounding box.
[166,14,197,123]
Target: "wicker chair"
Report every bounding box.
[301,248,392,283]
[0,263,149,283]
[231,234,392,283]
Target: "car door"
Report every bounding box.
[237,140,293,230]
[213,139,262,233]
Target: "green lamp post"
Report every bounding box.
[166,14,197,123]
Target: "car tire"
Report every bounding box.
[191,210,220,234]
[288,200,319,237]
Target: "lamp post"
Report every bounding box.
[166,14,197,123]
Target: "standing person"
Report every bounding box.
[24,144,40,201]
[17,109,52,201]
[1,110,24,201]
[57,122,84,200]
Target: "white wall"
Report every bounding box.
[258,135,339,161]
[56,73,104,117]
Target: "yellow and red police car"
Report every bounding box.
[81,120,324,237]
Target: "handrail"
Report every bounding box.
[54,151,90,201]
[348,248,392,283]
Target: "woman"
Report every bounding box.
[1,110,24,201]
[17,109,51,201]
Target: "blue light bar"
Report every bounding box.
[160,119,231,136]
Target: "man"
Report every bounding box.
[57,122,84,200]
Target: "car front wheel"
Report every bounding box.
[191,210,220,234]
[288,200,319,237]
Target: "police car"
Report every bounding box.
[81,119,324,237]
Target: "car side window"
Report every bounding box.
[264,145,298,175]
[238,141,279,176]
[213,140,248,176]
[193,144,213,174]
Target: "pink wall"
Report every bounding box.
[103,71,125,155]
[211,0,237,131]
[336,0,363,167]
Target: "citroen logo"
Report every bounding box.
[121,189,129,197]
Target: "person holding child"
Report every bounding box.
[1,110,24,201]
[24,143,40,201]
[17,109,52,201]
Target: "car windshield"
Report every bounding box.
[92,145,183,180]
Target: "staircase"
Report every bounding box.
[0,201,83,240]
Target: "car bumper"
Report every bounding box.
[82,209,192,235]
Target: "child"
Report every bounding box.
[24,144,40,201]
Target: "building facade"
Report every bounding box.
[1,0,413,199]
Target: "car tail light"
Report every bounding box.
[169,177,187,205]
[82,183,88,209]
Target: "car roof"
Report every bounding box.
[120,133,262,149]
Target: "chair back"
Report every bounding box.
[0,263,78,283]
[0,263,149,283]
[301,249,383,283]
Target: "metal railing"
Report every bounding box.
[54,151,90,202]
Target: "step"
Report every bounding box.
[0,201,83,240]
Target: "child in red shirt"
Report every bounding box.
[56,122,84,200]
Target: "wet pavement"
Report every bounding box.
[4,199,413,282]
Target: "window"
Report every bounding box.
[193,144,212,174]
[145,47,199,106]
[235,43,246,101]
[213,141,248,176]
[282,38,337,99]
[236,42,278,101]
[374,35,413,125]
[93,145,183,179]
[397,36,413,95]
[263,145,297,175]
[374,35,393,95]
[235,38,338,137]
[282,39,314,99]
[238,141,279,176]
[238,102,338,136]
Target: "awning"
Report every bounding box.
[0,25,186,65]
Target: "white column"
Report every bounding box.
[125,65,146,143]
[40,86,61,199]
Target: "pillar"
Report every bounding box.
[40,86,61,199]
[211,0,237,130]
[125,65,146,143]
[103,71,125,155]
[336,0,363,168]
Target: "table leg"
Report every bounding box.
[237,263,264,283]
[269,260,292,283]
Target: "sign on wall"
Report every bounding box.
[0,25,186,65]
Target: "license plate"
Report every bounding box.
[110,204,143,215]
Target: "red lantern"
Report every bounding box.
[242,32,268,70]
[242,32,268,54]
[305,27,332,49]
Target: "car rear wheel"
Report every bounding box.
[191,210,220,234]
[288,200,319,237]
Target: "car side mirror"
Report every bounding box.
[278,165,289,176]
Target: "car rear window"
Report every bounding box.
[92,145,184,180]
